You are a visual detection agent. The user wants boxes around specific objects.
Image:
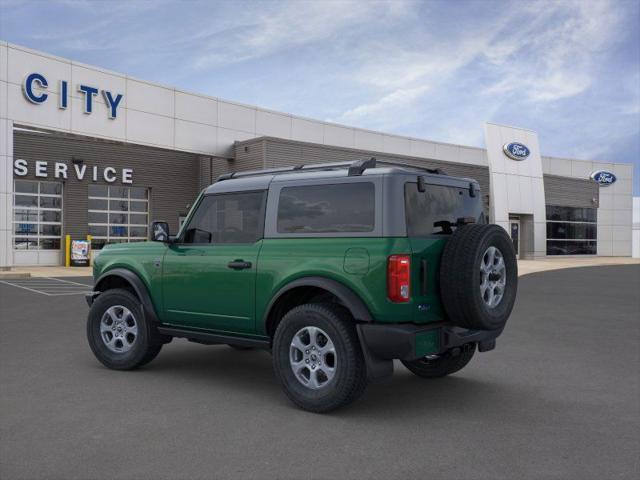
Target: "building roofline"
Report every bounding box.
[235,136,489,168]
[3,41,629,168]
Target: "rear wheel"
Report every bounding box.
[272,303,367,413]
[87,289,163,370]
[401,344,476,378]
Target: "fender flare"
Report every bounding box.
[263,276,373,328]
[94,268,160,324]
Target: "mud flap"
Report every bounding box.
[356,324,394,382]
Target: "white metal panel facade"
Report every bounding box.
[0,40,635,267]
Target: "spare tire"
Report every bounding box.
[439,224,518,330]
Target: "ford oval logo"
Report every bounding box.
[503,142,530,161]
[590,170,617,186]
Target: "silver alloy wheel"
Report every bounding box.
[289,326,337,389]
[100,305,138,353]
[480,246,507,308]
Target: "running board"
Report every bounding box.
[157,327,271,350]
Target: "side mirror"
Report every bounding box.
[151,221,170,242]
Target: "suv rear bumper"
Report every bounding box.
[357,322,503,363]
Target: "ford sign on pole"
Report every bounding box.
[590,170,617,186]
[503,143,530,161]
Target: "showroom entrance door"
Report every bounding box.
[510,219,520,259]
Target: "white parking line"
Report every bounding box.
[0,277,93,296]
[45,277,93,287]
[5,282,63,285]
[0,280,54,296]
[48,290,90,297]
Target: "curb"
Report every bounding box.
[0,273,31,280]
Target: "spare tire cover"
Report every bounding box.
[439,224,518,330]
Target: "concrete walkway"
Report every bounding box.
[517,256,639,276]
[1,257,638,279]
[0,266,92,278]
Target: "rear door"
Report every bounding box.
[404,180,483,321]
[161,191,266,333]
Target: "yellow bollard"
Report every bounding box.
[87,235,92,267]
[65,234,71,267]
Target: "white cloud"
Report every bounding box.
[331,0,625,139]
[2,0,637,177]
[190,0,410,70]
[334,84,429,123]
[483,0,620,102]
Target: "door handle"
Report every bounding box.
[227,259,252,270]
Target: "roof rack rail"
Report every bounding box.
[214,157,445,183]
[215,158,378,182]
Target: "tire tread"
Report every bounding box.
[273,303,367,413]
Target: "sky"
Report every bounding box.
[1,0,639,193]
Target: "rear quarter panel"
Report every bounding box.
[255,237,417,335]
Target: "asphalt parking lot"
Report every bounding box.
[1,265,639,480]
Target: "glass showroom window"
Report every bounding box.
[546,205,597,255]
[88,185,149,250]
[13,180,63,250]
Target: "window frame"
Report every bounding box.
[545,204,598,256]
[265,178,383,239]
[177,190,267,246]
[12,180,63,251]
[88,185,150,249]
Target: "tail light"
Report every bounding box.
[387,255,411,302]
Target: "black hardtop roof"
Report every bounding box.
[204,157,479,194]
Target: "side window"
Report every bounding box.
[182,192,265,244]
[277,183,375,234]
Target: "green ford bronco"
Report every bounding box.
[86,158,518,412]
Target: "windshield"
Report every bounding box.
[405,182,483,236]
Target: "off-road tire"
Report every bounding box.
[440,224,518,330]
[87,288,163,370]
[401,344,476,378]
[272,303,368,413]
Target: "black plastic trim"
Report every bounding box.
[85,291,100,307]
[358,322,503,361]
[93,268,160,325]
[356,325,394,381]
[348,157,377,176]
[157,327,270,349]
[263,276,374,327]
[420,258,428,296]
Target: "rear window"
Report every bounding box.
[277,183,375,234]
[405,182,482,236]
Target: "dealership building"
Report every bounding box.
[0,41,636,267]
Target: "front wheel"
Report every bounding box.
[87,288,163,370]
[401,344,476,378]
[272,303,367,413]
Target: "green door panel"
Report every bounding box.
[161,241,262,332]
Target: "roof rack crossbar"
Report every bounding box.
[348,157,377,176]
[376,160,446,176]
